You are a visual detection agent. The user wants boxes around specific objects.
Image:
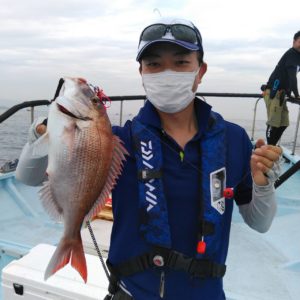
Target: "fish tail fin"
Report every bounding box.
[70,237,87,283]
[44,236,87,283]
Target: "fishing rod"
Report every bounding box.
[274,160,300,188]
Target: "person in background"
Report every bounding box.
[17,17,283,300]
[262,31,300,145]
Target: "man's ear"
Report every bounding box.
[139,63,142,74]
[198,62,207,80]
[192,62,207,92]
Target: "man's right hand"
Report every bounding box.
[28,117,48,144]
[36,123,47,135]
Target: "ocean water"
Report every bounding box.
[0,103,299,167]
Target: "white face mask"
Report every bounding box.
[142,69,199,113]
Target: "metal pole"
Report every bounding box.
[251,98,261,141]
[119,100,124,126]
[30,106,34,124]
[291,105,300,155]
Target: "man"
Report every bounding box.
[17,18,282,300]
[263,31,300,145]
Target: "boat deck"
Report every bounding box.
[0,173,63,299]
[226,152,300,299]
[1,150,300,299]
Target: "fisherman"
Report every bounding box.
[17,17,283,300]
[262,30,300,145]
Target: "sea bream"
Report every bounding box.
[38,77,128,282]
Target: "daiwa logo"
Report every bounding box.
[141,140,153,168]
[141,140,157,212]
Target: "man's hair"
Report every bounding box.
[294,31,300,41]
[139,44,204,66]
[197,51,204,65]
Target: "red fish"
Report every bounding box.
[39,77,127,282]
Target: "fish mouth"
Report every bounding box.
[57,104,91,121]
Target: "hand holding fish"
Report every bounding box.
[250,138,282,186]
[36,123,47,135]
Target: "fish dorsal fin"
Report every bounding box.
[84,135,128,222]
[39,181,63,222]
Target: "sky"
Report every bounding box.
[0,0,299,120]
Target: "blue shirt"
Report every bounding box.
[109,98,253,300]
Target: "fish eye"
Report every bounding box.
[91,97,99,104]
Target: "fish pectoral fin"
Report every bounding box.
[84,135,129,221]
[39,181,63,222]
[32,132,49,157]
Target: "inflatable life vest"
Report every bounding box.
[131,111,227,258]
[104,112,228,299]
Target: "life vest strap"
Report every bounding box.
[137,169,163,181]
[107,247,226,279]
[198,220,215,237]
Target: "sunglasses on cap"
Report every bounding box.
[139,23,202,46]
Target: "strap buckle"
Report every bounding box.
[166,250,226,278]
[167,251,193,273]
[138,169,162,181]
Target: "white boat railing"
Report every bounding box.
[251,96,300,155]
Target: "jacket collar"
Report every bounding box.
[135,97,212,137]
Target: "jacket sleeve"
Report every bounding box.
[238,182,277,233]
[15,142,48,186]
[234,128,277,233]
[287,65,299,97]
[15,117,48,186]
[238,154,281,232]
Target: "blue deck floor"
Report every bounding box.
[0,173,63,299]
[226,152,300,300]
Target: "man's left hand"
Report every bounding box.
[251,139,282,186]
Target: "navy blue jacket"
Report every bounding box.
[267,48,300,98]
[109,98,253,300]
